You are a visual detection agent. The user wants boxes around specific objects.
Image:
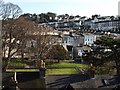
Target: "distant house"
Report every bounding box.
[45,19,81,30]
[62,35,74,46]
[83,33,96,46]
[72,46,92,60]
[83,16,120,32]
[93,20,120,32]
[61,32,84,47]
[83,19,94,29]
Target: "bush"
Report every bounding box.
[8,58,27,68]
[95,66,115,75]
[48,45,71,61]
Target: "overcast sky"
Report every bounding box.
[3,0,120,17]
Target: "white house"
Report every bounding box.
[61,33,84,46]
[83,33,96,46]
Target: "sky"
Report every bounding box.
[3,0,120,17]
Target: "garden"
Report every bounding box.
[6,59,88,75]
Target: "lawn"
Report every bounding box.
[46,68,79,75]
[46,62,88,69]
[6,61,88,75]
[6,69,39,72]
[46,62,88,75]
[8,59,27,68]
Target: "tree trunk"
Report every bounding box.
[3,45,11,72]
[3,31,12,72]
[58,59,60,63]
[21,50,24,62]
[115,60,120,75]
[21,42,25,62]
[116,65,120,75]
[2,57,10,72]
[116,66,120,75]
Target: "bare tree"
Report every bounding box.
[0,0,3,75]
[25,24,58,68]
[2,14,57,70]
[2,2,22,71]
[0,2,22,20]
[2,2,58,71]
[0,0,4,19]
[0,0,4,7]
[2,19,23,71]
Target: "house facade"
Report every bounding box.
[83,16,120,32]
[93,20,120,32]
[61,33,84,47]
[83,33,96,46]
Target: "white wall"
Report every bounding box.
[84,34,96,46]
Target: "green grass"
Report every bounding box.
[6,69,39,72]
[6,61,88,75]
[46,68,79,75]
[8,59,27,67]
[46,62,88,75]
[46,62,88,69]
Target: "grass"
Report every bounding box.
[46,62,88,69]
[8,59,27,67]
[6,69,39,72]
[6,61,88,75]
[46,68,79,75]
[46,62,88,75]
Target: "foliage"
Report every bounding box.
[95,66,115,75]
[21,13,81,24]
[84,35,120,75]
[48,45,71,61]
[8,59,27,68]
[99,36,120,47]
[21,12,57,23]
[2,12,56,71]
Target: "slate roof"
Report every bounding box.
[2,72,120,89]
[71,75,120,89]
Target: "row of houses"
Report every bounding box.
[24,30,97,60]
[11,28,120,60]
[81,16,120,32]
[84,19,120,32]
[4,16,120,60]
[42,20,81,30]
[42,15,120,33]
[26,31,97,48]
[26,31,96,47]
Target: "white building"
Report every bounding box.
[83,15,120,32]
[93,20,120,32]
[83,33,96,46]
[62,33,84,46]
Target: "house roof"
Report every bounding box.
[71,75,120,88]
